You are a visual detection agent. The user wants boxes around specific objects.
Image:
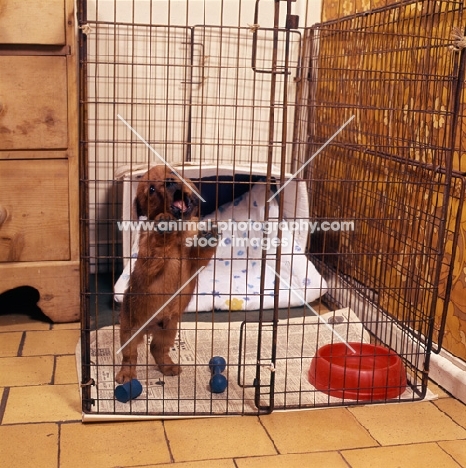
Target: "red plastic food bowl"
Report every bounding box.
[309,342,407,401]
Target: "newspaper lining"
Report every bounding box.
[82,308,425,416]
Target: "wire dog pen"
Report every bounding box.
[79,0,465,419]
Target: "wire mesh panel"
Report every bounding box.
[188,25,301,165]
[298,0,466,407]
[79,0,323,419]
[79,0,464,419]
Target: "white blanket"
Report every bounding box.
[114,183,327,311]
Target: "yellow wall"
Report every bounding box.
[319,0,466,360]
[322,0,405,22]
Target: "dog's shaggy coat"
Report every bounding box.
[116,166,216,382]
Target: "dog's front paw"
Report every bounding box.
[154,213,177,234]
[198,224,219,243]
[116,367,137,384]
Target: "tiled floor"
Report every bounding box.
[1,313,466,468]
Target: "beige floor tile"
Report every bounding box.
[137,460,236,468]
[429,380,451,399]
[55,355,78,384]
[0,331,22,357]
[342,442,461,468]
[164,416,277,462]
[22,329,80,356]
[260,408,377,454]
[60,421,171,467]
[52,321,80,330]
[0,314,50,332]
[349,401,466,446]
[434,398,466,429]
[0,423,58,468]
[438,440,466,467]
[0,356,54,386]
[3,384,81,424]
[235,452,349,468]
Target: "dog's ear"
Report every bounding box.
[134,197,144,218]
[135,184,149,218]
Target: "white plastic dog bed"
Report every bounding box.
[114,163,327,311]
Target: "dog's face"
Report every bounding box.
[135,166,199,220]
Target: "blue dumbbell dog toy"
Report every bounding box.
[209,356,228,393]
[114,378,143,403]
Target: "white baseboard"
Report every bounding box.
[429,348,466,404]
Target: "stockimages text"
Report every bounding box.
[117,218,355,250]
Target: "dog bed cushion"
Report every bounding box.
[114,182,327,311]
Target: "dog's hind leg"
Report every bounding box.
[115,303,145,384]
[149,316,181,376]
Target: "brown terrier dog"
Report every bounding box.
[116,165,217,382]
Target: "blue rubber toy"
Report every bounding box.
[114,378,143,403]
[209,356,228,393]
